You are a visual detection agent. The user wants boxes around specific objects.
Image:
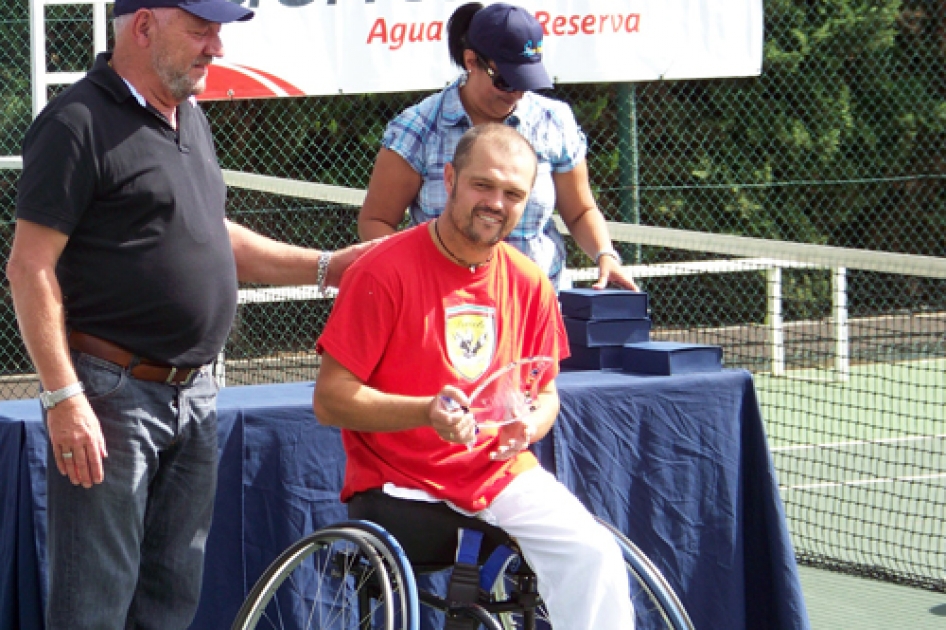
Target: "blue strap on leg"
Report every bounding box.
[478,544,518,592]
[455,528,483,565]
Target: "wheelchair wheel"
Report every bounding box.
[596,517,695,630]
[338,521,420,629]
[232,523,418,630]
[490,518,694,630]
[488,551,550,630]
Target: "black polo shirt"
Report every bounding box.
[16,53,238,367]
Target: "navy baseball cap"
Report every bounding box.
[113,0,254,23]
[466,3,553,92]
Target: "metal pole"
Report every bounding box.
[767,266,785,377]
[93,0,108,55]
[616,83,641,263]
[29,0,47,118]
[833,267,849,382]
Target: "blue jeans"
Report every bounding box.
[45,351,219,630]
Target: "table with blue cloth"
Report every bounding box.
[0,369,808,630]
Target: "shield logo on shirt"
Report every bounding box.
[445,304,496,382]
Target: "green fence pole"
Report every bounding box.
[616,82,641,264]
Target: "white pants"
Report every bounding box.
[477,467,635,630]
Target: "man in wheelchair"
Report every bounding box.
[314,123,634,629]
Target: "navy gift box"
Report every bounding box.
[564,317,651,347]
[622,341,723,376]
[559,288,649,321]
[560,345,625,371]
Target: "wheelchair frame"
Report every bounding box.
[231,517,694,630]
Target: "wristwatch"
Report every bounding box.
[39,382,85,410]
[594,248,622,266]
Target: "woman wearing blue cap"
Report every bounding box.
[357,2,639,292]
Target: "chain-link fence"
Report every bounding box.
[3,1,943,396]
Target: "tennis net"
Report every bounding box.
[224,171,945,592]
[579,221,946,594]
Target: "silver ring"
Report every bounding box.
[62,450,74,459]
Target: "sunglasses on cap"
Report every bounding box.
[475,53,517,93]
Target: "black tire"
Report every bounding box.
[231,524,419,630]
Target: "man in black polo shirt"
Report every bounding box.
[6,0,370,627]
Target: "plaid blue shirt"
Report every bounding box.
[382,77,587,289]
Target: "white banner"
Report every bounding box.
[202,0,763,100]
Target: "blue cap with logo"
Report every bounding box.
[113,0,254,23]
[466,3,553,92]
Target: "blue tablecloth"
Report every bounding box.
[0,370,808,630]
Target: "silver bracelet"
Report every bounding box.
[316,251,332,294]
[594,248,622,266]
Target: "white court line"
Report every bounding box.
[771,433,946,452]
[781,472,946,492]
[774,434,946,491]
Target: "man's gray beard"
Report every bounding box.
[154,52,205,101]
[162,70,204,101]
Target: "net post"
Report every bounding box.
[92,0,108,57]
[29,0,47,118]
[833,267,849,382]
[766,266,784,377]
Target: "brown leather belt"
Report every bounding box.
[67,331,202,385]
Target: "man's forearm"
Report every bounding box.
[8,266,78,390]
[227,221,321,285]
[6,220,77,389]
[313,379,431,432]
[228,220,378,288]
[312,352,433,432]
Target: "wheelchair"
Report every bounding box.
[231,489,694,630]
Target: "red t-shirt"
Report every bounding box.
[317,223,569,512]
